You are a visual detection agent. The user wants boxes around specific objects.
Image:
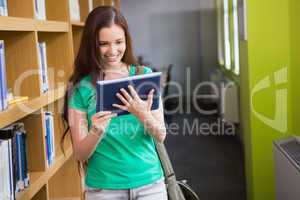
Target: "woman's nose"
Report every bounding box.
[108,44,118,54]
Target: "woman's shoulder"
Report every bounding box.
[130,64,153,75]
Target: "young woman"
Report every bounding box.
[61,6,168,200]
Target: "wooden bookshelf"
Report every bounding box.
[0,0,119,199]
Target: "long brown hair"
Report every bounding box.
[61,6,138,152]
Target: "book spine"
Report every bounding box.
[0,139,13,200]
[0,141,4,200]
[0,40,3,111]
[44,112,50,166]
[0,0,8,16]
[1,140,9,200]
[12,134,17,195]
[35,0,46,20]
[41,42,48,92]
[15,132,24,192]
[38,42,49,93]
[0,40,8,111]
[88,0,93,12]
[69,0,80,21]
[22,132,29,188]
[49,112,55,165]
[45,112,54,166]
[8,139,15,200]
[5,140,10,200]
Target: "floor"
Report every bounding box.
[164,103,247,200]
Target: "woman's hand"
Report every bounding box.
[112,85,155,120]
[90,111,117,137]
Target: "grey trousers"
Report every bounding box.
[85,178,168,200]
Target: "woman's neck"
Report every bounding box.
[103,63,130,80]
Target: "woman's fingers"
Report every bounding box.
[120,88,133,102]
[147,89,154,109]
[112,103,128,111]
[116,92,129,106]
[128,85,139,100]
[94,111,112,118]
[92,111,116,121]
[99,113,117,121]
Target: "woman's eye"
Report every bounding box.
[99,43,107,46]
[116,41,123,44]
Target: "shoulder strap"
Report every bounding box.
[155,141,186,200]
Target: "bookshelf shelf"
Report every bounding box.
[0,86,65,129]
[0,1,118,199]
[0,17,69,32]
[35,20,69,32]
[71,22,85,27]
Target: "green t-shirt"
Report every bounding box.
[68,65,164,189]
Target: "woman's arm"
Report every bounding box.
[68,109,116,162]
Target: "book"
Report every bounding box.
[0,40,8,111]
[0,139,12,200]
[0,0,8,16]
[88,0,93,12]
[38,42,49,93]
[96,72,162,115]
[34,0,46,20]
[44,111,55,167]
[8,96,29,105]
[0,122,27,199]
[69,0,80,21]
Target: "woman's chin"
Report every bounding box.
[105,61,122,68]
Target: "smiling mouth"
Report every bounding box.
[105,55,120,62]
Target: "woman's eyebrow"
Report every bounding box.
[99,38,124,43]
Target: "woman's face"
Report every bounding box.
[98,24,126,68]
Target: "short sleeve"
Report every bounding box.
[68,87,87,112]
[143,66,153,74]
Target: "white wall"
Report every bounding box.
[120,0,218,99]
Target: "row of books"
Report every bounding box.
[69,0,93,21]
[44,111,55,167]
[0,112,56,199]
[0,40,8,111]
[1,0,94,21]
[0,0,46,19]
[0,123,29,200]
[0,39,48,113]
[36,0,84,21]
